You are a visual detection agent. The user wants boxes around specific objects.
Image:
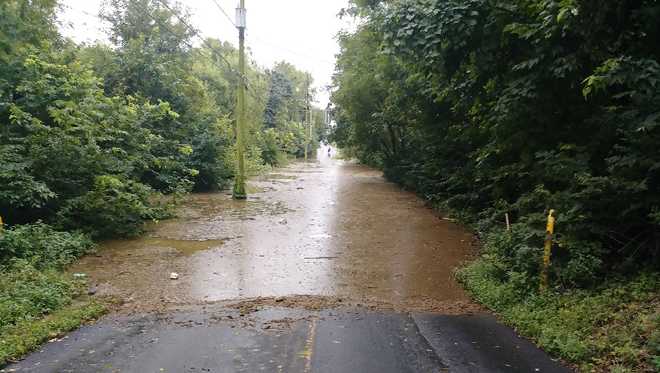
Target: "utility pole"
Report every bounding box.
[309,110,314,157]
[233,0,247,199]
[304,76,311,162]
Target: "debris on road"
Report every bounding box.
[309,233,332,239]
[66,161,479,315]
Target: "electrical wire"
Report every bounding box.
[64,1,270,107]
[153,0,236,73]
[245,30,335,66]
[203,1,333,66]
[209,0,236,27]
[152,0,268,106]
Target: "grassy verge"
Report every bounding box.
[0,224,108,366]
[457,258,660,372]
[0,299,106,366]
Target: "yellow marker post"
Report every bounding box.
[540,209,556,292]
[0,215,3,234]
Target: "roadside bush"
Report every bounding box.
[332,0,660,289]
[189,117,235,191]
[0,223,93,269]
[278,120,309,158]
[259,128,284,166]
[457,261,660,371]
[476,221,605,291]
[57,175,161,239]
[0,260,79,331]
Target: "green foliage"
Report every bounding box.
[332,0,660,287]
[0,224,95,349]
[0,223,93,269]
[259,128,285,166]
[0,261,79,332]
[0,45,187,231]
[0,0,322,363]
[0,145,55,210]
[458,259,660,372]
[98,0,226,193]
[188,115,235,191]
[57,175,162,238]
[2,0,320,238]
[1,0,288,236]
[263,62,309,129]
[0,0,60,104]
[261,62,325,163]
[333,3,660,368]
[0,299,106,366]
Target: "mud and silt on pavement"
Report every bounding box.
[71,148,481,314]
[10,150,574,372]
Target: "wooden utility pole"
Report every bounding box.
[304,76,311,162]
[233,0,247,199]
[309,109,314,157]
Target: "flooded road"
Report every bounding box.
[72,147,478,312]
[10,147,570,373]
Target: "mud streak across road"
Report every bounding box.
[5,147,569,372]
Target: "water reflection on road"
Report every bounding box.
[72,146,478,312]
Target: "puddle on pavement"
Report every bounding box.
[262,173,298,180]
[276,169,323,174]
[95,237,227,257]
[174,194,291,222]
[73,147,479,313]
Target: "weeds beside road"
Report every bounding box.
[0,224,106,366]
[458,240,659,372]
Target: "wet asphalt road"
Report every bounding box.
[6,308,568,373]
[4,147,570,372]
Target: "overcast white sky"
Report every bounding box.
[57,0,354,107]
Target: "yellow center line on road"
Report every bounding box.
[299,318,318,372]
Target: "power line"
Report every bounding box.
[198,2,325,107]
[193,1,270,105]
[209,0,236,27]
[153,0,269,105]
[64,1,268,107]
[202,1,334,73]
[153,0,238,74]
[245,30,335,66]
[154,0,268,107]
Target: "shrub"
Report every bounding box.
[458,259,660,372]
[332,0,660,289]
[0,223,93,269]
[57,175,159,238]
[0,260,79,330]
[259,128,283,166]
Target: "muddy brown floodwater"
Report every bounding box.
[71,147,481,314]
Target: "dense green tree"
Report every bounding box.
[332,0,660,286]
[260,62,321,164]
[0,0,325,354]
[0,0,318,236]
